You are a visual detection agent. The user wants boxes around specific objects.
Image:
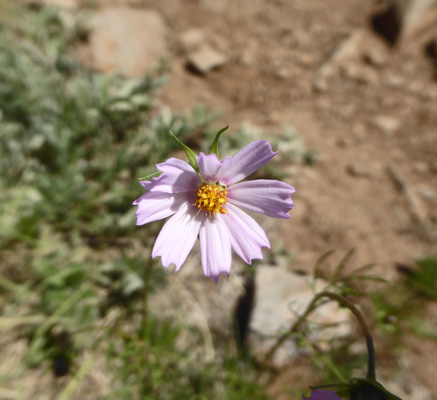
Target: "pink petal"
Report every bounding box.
[228,179,295,219]
[197,153,222,183]
[199,214,232,281]
[222,204,270,264]
[152,203,201,270]
[218,140,278,186]
[302,390,342,400]
[141,158,200,193]
[133,192,188,225]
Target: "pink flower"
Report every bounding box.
[133,140,295,281]
[303,390,342,400]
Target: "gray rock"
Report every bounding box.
[363,46,388,68]
[85,7,168,76]
[341,62,379,84]
[179,28,205,52]
[312,78,329,93]
[239,45,257,66]
[373,115,401,134]
[372,0,437,44]
[346,163,381,178]
[402,0,437,38]
[385,74,405,89]
[250,266,350,367]
[19,0,78,7]
[319,29,388,79]
[353,122,369,142]
[187,45,227,74]
[412,162,429,174]
[418,185,436,200]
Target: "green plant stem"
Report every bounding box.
[298,333,348,383]
[267,291,376,380]
[58,352,96,400]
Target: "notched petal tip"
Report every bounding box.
[143,158,200,193]
[151,203,202,271]
[151,254,176,270]
[200,215,232,282]
[222,204,270,265]
[133,192,187,225]
[151,252,180,270]
[218,140,278,185]
[209,270,230,282]
[252,140,278,155]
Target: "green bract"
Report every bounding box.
[138,171,163,181]
[142,127,229,180]
[168,130,199,172]
[209,125,229,158]
[349,379,403,400]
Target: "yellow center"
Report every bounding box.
[194,183,228,217]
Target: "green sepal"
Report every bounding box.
[137,171,162,181]
[208,125,229,158]
[349,378,403,400]
[169,131,199,172]
[309,384,350,390]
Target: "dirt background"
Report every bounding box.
[16,0,437,398]
[148,0,437,280]
[75,0,437,278]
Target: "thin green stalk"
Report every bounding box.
[57,354,96,400]
[266,291,376,380]
[298,333,348,383]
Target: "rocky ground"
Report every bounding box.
[15,0,437,398]
[66,0,437,274]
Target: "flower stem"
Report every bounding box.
[365,334,376,380]
[298,333,348,382]
[266,291,376,380]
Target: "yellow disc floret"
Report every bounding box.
[194,182,228,217]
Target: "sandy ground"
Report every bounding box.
[11,0,437,398]
[105,0,437,396]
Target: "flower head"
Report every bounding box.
[303,390,342,400]
[304,379,403,400]
[133,140,295,281]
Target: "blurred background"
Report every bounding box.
[0,0,436,399]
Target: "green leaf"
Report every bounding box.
[208,125,229,158]
[137,171,162,181]
[168,131,199,172]
[121,272,144,297]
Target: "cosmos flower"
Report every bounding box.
[133,140,295,281]
[302,390,342,400]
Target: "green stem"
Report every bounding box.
[365,334,376,380]
[300,334,348,382]
[266,291,376,380]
